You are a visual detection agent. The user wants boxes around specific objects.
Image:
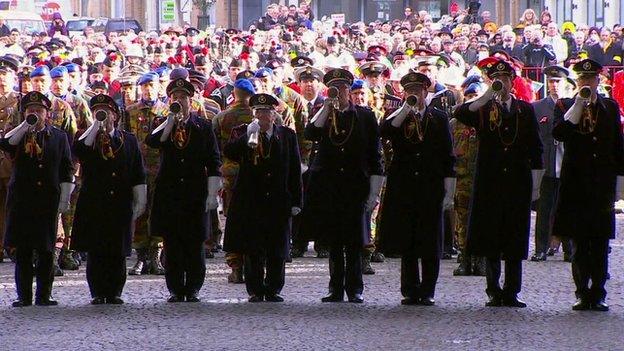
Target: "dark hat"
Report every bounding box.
[265,59,284,70]
[543,65,570,80]
[367,45,388,57]
[353,51,368,61]
[236,70,255,80]
[485,59,515,78]
[225,28,240,35]
[233,78,255,95]
[90,94,120,115]
[323,68,354,87]
[195,55,207,67]
[476,29,488,37]
[291,56,314,68]
[229,58,243,68]
[294,65,324,82]
[326,36,338,46]
[358,61,389,76]
[87,65,102,75]
[572,59,603,77]
[0,55,19,73]
[18,66,34,80]
[170,67,189,81]
[154,47,163,54]
[185,27,200,37]
[400,71,432,90]
[20,91,51,112]
[166,78,195,97]
[437,27,454,39]
[90,80,109,91]
[249,93,278,110]
[254,67,273,79]
[188,69,207,87]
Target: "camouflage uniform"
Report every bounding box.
[212,101,253,282]
[0,92,19,260]
[275,86,310,164]
[124,99,169,262]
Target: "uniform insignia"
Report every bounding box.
[497,63,505,71]
[333,70,341,78]
[30,94,38,102]
[583,61,591,70]
[539,116,548,124]
[177,80,184,87]
[258,95,266,103]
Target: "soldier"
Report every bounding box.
[455,59,544,308]
[552,59,624,311]
[146,78,222,303]
[378,72,456,305]
[302,68,384,303]
[531,66,572,262]
[0,56,20,262]
[212,78,255,283]
[211,58,243,110]
[124,72,169,276]
[2,91,75,307]
[223,93,302,302]
[451,82,485,276]
[71,94,147,305]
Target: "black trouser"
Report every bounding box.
[535,177,571,254]
[571,237,609,302]
[86,253,126,299]
[164,237,206,297]
[485,257,522,298]
[443,209,454,254]
[243,253,285,297]
[15,247,54,302]
[328,244,363,297]
[400,253,440,299]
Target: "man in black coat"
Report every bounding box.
[71,94,147,305]
[223,93,302,302]
[455,58,544,308]
[302,68,384,303]
[552,59,624,312]
[377,72,456,306]
[146,79,222,303]
[1,92,75,307]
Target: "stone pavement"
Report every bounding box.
[0,214,623,350]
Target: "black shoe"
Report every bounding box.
[265,294,284,302]
[362,259,375,275]
[167,295,185,303]
[316,249,329,259]
[419,297,435,306]
[106,296,124,305]
[400,297,419,305]
[12,300,32,307]
[371,251,385,263]
[502,296,527,308]
[248,295,264,303]
[91,297,106,305]
[347,294,364,303]
[35,298,58,306]
[453,260,472,276]
[321,293,344,303]
[546,247,558,256]
[572,298,591,311]
[592,300,609,312]
[441,252,453,260]
[186,292,200,303]
[290,247,305,258]
[485,295,502,307]
[530,252,547,262]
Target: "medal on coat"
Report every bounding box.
[24,132,42,158]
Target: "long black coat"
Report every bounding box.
[377,108,455,257]
[71,130,147,256]
[552,96,624,240]
[0,125,74,251]
[223,125,302,258]
[301,104,384,247]
[455,98,543,260]
[145,114,222,242]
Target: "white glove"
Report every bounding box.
[442,177,456,210]
[57,182,75,213]
[6,120,30,145]
[468,87,495,112]
[79,119,103,147]
[365,175,385,212]
[132,184,147,220]
[388,101,412,127]
[616,176,624,201]
[291,207,301,216]
[300,163,308,174]
[246,119,260,136]
[531,169,545,201]
[205,176,222,212]
[563,96,587,125]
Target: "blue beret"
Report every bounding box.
[170,67,189,81]
[153,66,170,78]
[50,65,68,79]
[254,67,273,78]
[464,82,482,96]
[137,73,160,86]
[30,65,50,78]
[461,74,482,89]
[351,79,366,91]
[64,63,78,73]
[233,78,255,95]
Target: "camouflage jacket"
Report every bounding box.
[449,117,478,178]
[55,93,93,132]
[275,86,310,164]
[212,102,253,179]
[125,99,169,179]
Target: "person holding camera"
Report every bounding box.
[523,31,557,81]
[70,94,147,305]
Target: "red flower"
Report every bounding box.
[201,47,209,56]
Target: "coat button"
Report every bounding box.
[180,178,184,182]
[592,136,598,142]
[340,148,345,152]
[38,164,43,169]
[339,167,344,172]
[416,153,420,157]
[181,158,185,163]
[503,168,507,172]
[504,147,508,152]
[593,153,597,158]
[112,172,116,177]
[504,127,509,131]
[36,181,42,186]
[109,190,114,195]
[266,192,270,196]
[414,172,419,176]
[267,172,272,177]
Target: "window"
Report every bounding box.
[5,20,45,35]
[595,0,604,27]
[66,20,94,32]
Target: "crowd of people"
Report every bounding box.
[0,3,621,311]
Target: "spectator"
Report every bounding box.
[480,11,493,26]
[456,35,478,69]
[523,30,556,79]
[543,22,569,65]
[48,12,69,37]
[540,10,552,27]
[588,28,623,66]
[491,31,524,60]
[403,7,419,29]
[0,15,10,38]
[566,31,589,66]
[519,9,538,27]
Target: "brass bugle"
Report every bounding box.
[170,102,182,114]
[327,86,339,99]
[406,95,418,107]
[579,86,592,99]
[95,110,107,122]
[491,80,503,92]
[25,114,38,126]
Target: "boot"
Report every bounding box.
[128,248,147,276]
[227,267,244,283]
[471,256,486,276]
[453,253,472,276]
[148,247,165,275]
[53,248,63,277]
[362,252,375,275]
[371,250,385,263]
[59,249,79,270]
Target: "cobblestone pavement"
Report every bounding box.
[0,214,623,351]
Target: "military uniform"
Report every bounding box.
[0,90,19,260]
